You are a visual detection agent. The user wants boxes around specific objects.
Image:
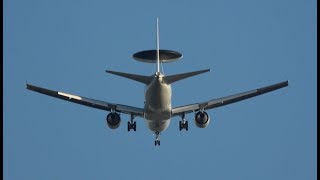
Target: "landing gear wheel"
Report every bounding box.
[185,121,188,131]
[179,120,188,131]
[133,121,136,131]
[154,140,160,146]
[154,131,160,146]
[128,121,136,131]
[128,114,136,132]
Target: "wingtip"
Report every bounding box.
[106,70,115,74]
[279,80,289,88]
[25,83,37,90]
[26,83,32,90]
[203,68,210,73]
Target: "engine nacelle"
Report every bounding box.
[194,111,210,128]
[106,112,121,129]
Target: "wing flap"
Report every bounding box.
[26,84,144,116]
[171,103,199,115]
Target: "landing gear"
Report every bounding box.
[155,140,160,146]
[127,114,136,131]
[179,120,188,131]
[127,121,136,131]
[179,113,188,131]
[154,132,160,146]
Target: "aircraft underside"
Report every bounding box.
[145,118,170,132]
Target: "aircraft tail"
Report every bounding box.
[163,69,210,84]
[106,19,209,85]
[106,70,153,85]
[156,17,160,75]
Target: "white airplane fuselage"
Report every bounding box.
[144,74,172,132]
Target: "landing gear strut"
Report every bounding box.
[179,113,188,131]
[127,114,136,131]
[154,132,160,146]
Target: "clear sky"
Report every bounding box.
[4,0,316,179]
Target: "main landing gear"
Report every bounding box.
[154,132,160,146]
[179,113,188,131]
[127,114,136,131]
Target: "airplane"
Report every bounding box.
[26,18,289,146]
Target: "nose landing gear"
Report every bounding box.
[154,132,160,146]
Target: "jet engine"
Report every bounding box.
[106,112,121,129]
[194,111,210,128]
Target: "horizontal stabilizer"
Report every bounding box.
[163,69,210,84]
[106,70,153,84]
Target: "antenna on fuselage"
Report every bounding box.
[156,17,160,76]
[132,19,183,68]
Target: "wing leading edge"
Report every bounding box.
[172,80,289,116]
[26,84,144,117]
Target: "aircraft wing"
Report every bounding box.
[26,84,144,117]
[171,80,288,117]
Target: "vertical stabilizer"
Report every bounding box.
[156,18,160,75]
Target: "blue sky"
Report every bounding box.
[4,0,316,179]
